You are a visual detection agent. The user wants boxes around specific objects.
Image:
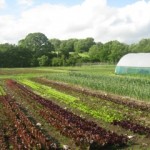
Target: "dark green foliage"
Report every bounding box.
[0,32,150,67]
[66,53,82,66]
[89,43,103,62]
[74,37,95,53]
[130,39,150,52]
[18,32,54,67]
[0,44,32,67]
[89,41,129,63]
[37,55,49,66]
[58,39,78,58]
[107,41,129,63]
[18,32,53,52]
[49,38,61,52]
[52,57,63,66]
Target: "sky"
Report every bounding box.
[0,0,150,44]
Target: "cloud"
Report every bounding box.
[0,0,6,9]
[1,0,111,43]
[0,0,150,44]
[105,0,150,43]
[17,0,34,6]
[0,15,16,43]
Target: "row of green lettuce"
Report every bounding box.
[19,79,124,122]
[0,85,5,95]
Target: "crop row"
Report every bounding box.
[0,85,5,95]
[31,78,150,136]
[7,79,128,148]
[112,120,150,136]
[0,97,8,149]
[6,78,70,148]
[19,79,124,122]
[20,79,77,103]
[33,78,150,111]
[44,71,150,102]
[0,91,59,149]
[31,77,150,126]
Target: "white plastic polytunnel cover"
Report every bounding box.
[115,53,150,74]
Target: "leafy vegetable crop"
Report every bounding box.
[45,69,150,101]
[19,79,124,122]
[6,79,128,148]
[0,86,5,95]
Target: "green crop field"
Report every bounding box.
[0,65,150,149]
[44,65,150,101]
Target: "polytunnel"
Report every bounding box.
[115,53,150,74]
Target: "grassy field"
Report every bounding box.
[0,65,150,149]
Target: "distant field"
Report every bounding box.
[0,65,150,149]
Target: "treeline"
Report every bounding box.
[0,32,150,67]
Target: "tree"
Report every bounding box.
[74,38,95,53]
[108,41,129,63]
[18,32,53,52]
[52,57,62,66]
[18,32,54,66]
[99,42,111,62]
[0,44,32,67]
[65,39,77,52]
[98,41,129,63]
[14,46,32,67]
[58,39,77,58]
[49,38,61,51]
[0,43,15,67]
[58,40,70,58]
[37,55,49,66]
[89,43,103,62]
[130,39,150,52]
[66,53,82,66]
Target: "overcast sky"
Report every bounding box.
[0,0,150,44]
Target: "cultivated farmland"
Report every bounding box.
[0,65,150,149]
